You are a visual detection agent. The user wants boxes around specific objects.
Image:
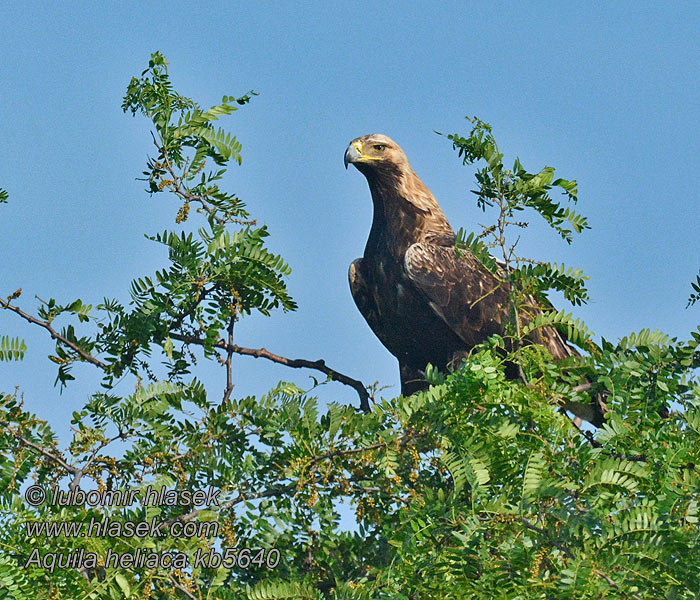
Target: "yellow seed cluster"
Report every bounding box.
[106,457,119,477]
[139,571,154,599]
[177,570,197,595]
[530,547,548,577]
[306,489,319,507]
[175,202,190,223]
[49,355,71,365]
[174,460,187,486]
[220,520,237,547]
[355,496,381,523]
[355,498,366,522]
[490,513,518,524]
[191,159,206,177]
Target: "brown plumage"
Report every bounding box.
[345,134,603,425]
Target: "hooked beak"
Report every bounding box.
[344,141,362,169]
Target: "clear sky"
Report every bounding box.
[1,2,698,439]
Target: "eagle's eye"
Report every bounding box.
[373,144,386,152]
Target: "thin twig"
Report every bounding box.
[165,467,393,529]
[162,435,422,528]
[595,569,644,600]
[521,518,573,559]
[154,136,255,227]
[163,484,295,528]
[469,279,506,310]
[222,318,235,403]
[71,433,124,492]
[0,419,125,493]
[493,192,528,384]
[168,574,198,600]
[309,429,418,466]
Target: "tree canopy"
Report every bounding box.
[1,52,699,600]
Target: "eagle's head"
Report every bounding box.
[344,134,446,215]
[344,134,409,176]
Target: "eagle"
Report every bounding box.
[344,134,603,425]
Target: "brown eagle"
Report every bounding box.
[345,134,603,425]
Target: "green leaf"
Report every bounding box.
[114,574,130,597]
[0,335,27,361]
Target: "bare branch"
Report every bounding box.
[222,318,235,404]
[170,332,371,412]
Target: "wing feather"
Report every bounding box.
[349,258,384,342]
[404,243,510,348]
[404,242,579,360]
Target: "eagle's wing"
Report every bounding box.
[403,242,510,349]
[405,243,603,424]
[348,258,384,342]
[404,242,578,360]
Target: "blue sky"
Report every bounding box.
[1,2,698,438]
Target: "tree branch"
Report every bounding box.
[308,429,419,467]
[520,518,573,559]
[0,419,78,476]
[222,318,235,404]
[168,574,199,600]
[170,332,371,412]
[0,296,107,370]
[0,418,125,493]
[164,484,295,528]
[154,135,254,227]
[71,433,124,492]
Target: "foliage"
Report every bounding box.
[0,55,699,600]
[443,118,593,360]
[688,270,700,308]
[0,336,26,362]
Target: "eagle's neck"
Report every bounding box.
[362,168,454,260]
